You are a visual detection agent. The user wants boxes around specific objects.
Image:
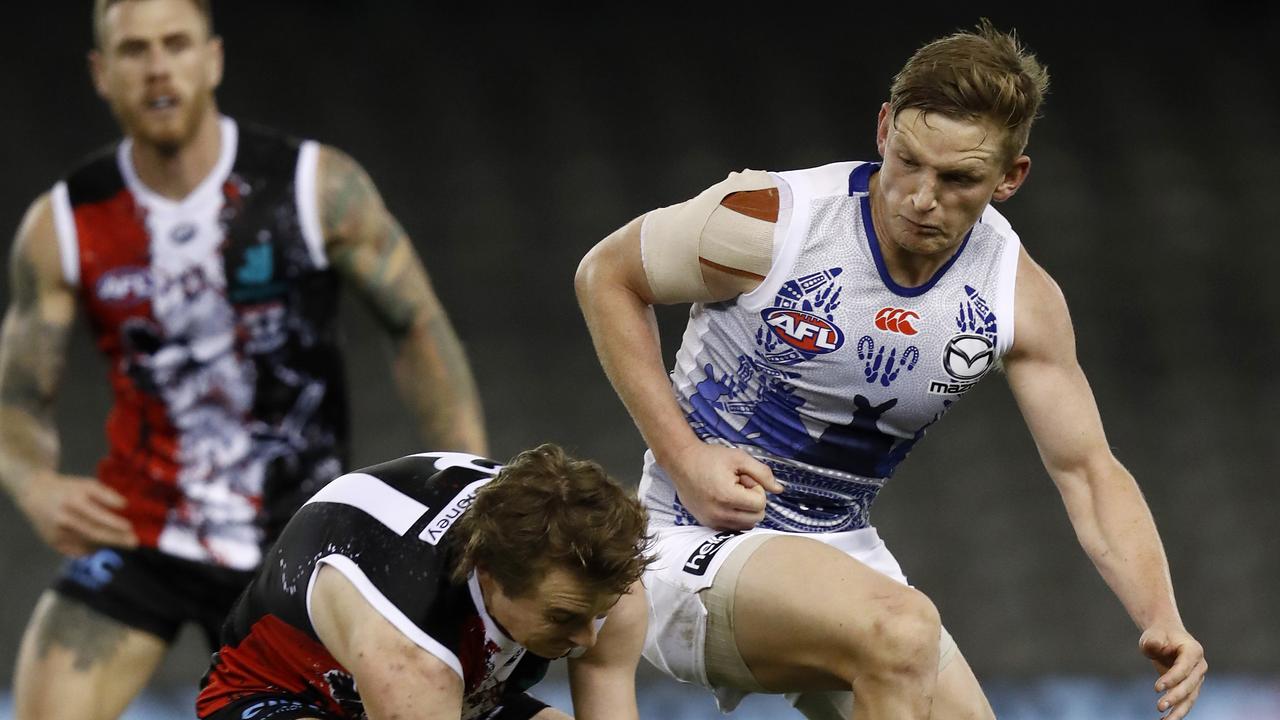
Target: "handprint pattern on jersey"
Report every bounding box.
[856,335,920,388]
[957,285,998,340]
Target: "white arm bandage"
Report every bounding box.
[641,169,776,303]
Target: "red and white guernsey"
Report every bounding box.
[50,117,349,570]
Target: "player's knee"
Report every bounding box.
[858,589,940,681]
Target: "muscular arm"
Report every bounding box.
[1004,249,1205,718]
[0,195,133,555]
[574,204,781,530]
[565,583,647,720]
[317,146,486,455]
[310,564,463,720]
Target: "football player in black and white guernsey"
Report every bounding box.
[196,445,652,720]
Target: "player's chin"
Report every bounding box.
[124,119,185,151]
[529,643,574,660]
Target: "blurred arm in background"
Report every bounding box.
[316,146,487,455]
[0,194,137,557]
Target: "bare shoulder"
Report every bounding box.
[12,194,61,275]
[1008,247,1074,362]
[309,564,453,675]
[309,564,463,713]
[313,144,387,243]
[9,193,70,301]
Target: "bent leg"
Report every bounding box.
[784,631,994,720]
[13,591,167,720]
[730,536,941,720]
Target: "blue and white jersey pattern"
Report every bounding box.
[640,161,1022,532]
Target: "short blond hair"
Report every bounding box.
[890,19,1050,163]
[93,0,213,49]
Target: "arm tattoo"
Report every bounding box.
[0,236,72,493]
[0,314,69,419]
[320,149,429,339]
[11,247,39,312]
[318,147,485,451]
[320,150,377,242]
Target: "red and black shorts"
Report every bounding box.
[52,546,256,649]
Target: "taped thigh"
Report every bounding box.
[699,532,774,693]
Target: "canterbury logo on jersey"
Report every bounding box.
[874,307,921,335]
[762,308,845,353]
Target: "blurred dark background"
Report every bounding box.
[0,0,1276,695]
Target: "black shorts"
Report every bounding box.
[200,692,549,720]
[52,546,256,650]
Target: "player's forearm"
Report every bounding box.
[0,406,59,503]
[1058,459,1184,631]
[392,312,487,456]
[568,661,640,720]
[575,266,701,468]
[0,317,63,501]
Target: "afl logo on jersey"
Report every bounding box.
[94,266,153,306]
[942,333,995,381]
[762,308,845,354]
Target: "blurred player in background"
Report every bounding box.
[576,19,1205,720]
[196,445,651,720]
[0,1,485,718]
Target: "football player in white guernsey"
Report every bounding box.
[577,20,1205,720]
[0,2,486,719]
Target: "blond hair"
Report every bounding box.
[890,19,1050,163]
[93,0,213,49]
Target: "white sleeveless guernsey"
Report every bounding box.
[640,161,1022,532]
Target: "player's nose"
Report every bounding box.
[568,621,599,650]
[910,176,938,212]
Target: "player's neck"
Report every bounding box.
[128,108,223,201]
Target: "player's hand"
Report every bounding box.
[1140,624,1206,719]
[666,442,784,530]
[17,472,137,556]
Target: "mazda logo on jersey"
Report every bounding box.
[762,308,845,354]
[942,333,995,381]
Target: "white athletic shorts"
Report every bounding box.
[641,523,910,690]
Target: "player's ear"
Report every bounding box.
[206,35,224,89]
[89,49,109,100]
[992,155,1030,202]
[876,102,892,158]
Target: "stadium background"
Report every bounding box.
[0,3,1275,717]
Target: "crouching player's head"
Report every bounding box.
[451,443,653,659]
